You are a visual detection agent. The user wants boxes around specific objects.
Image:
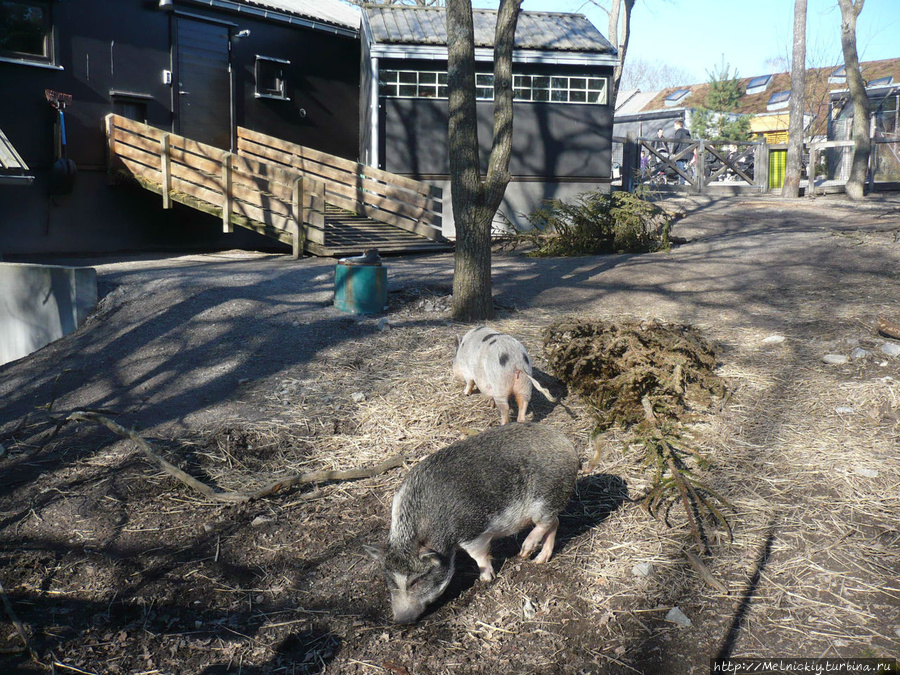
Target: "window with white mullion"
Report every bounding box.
[379,69,609,105]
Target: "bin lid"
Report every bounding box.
[338,248,382,266]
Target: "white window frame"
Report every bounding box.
[379,69,608,105]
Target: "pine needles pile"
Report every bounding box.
[516,190,672,257]
[544,318,732,551]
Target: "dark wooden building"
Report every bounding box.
[0,0,360,256]
[361,6,618,236]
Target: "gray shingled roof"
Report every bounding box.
[365,6,616,54]
[235,0,359,30]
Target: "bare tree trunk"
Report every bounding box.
[447,0,521,321]
[837,0,870,200]
[782,0,807,198]
[606,0,635,104]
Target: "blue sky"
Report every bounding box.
[473,0,900,84]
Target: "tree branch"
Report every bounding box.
[66,411,408,503]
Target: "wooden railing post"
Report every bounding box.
[221,151,233,233]
[695,139,705,194]
[808,143,818,199]
[291,175,306,259]
[160,133,172,210]
[105,114,115,186]
[756,140,769,192]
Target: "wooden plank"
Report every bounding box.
[359,202,442,239]
[110,114,166,143]
[113,166,323,252]
[357,177,443,214]
[118,154,163,184]
[222,151,233,233]
[240,137,442,226]
[111,138,162,172]
[168,134,227,165]
[105,114,115,185]
[230,154,304,191]
[238,134,443,228]
[161,134,172,209]
[291,176,304,259]
[237,126,441,197]
[357,191,441,231]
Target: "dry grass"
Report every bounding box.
[135,301,900,664]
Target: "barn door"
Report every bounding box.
[175,18,232,150]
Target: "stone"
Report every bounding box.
[377,318,391,332]
[351,392,367,403]
[523,597,537,621]
[834,407,855,414]
[880,343,900,357]
[632,562,654,577]
[761,335,786,344]
[665,606,692,627]
[822,354,849,365]
[251,516,272,527]
[854,467,879,478]
[850,347,869,360]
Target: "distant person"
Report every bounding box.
[652,128,669,155]
[672,119,692,185]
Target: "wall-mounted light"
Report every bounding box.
[234,29,251,39]
[159,0,174,10]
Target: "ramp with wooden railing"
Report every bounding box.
[105,114,449,257]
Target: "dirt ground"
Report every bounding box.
[1,193,899,674]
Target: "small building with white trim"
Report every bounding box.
[360,6,619,236]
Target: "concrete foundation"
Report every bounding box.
[0,262,98,366]
[426,179,611,238]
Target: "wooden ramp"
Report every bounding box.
[105,114,451,257]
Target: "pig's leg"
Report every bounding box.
[495,398,511,425]
[518,516,559,564]
[463,380,477,395]
[515,392,529,423]
[460,534,496,581]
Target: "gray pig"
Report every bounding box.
[452,325,556,424]
[365,423,578,624]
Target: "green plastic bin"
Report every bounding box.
[334,251,387,315]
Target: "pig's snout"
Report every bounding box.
[391,595,426,625]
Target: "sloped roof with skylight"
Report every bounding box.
[746,74,772,95]
[767,90,791,110]
[664,89,690,106]
[623,58,900,118]
[867,76,894,88]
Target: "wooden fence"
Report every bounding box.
[106,114,324,258]
[236,127,443,243]
[619,136,763,194]
[616,133,900,196]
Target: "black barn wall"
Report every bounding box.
[0,0,359,256]
[377,62,614,181]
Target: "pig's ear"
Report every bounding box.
[418,546,441,566]
[454,335,461,350]
[363,544,384,561]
